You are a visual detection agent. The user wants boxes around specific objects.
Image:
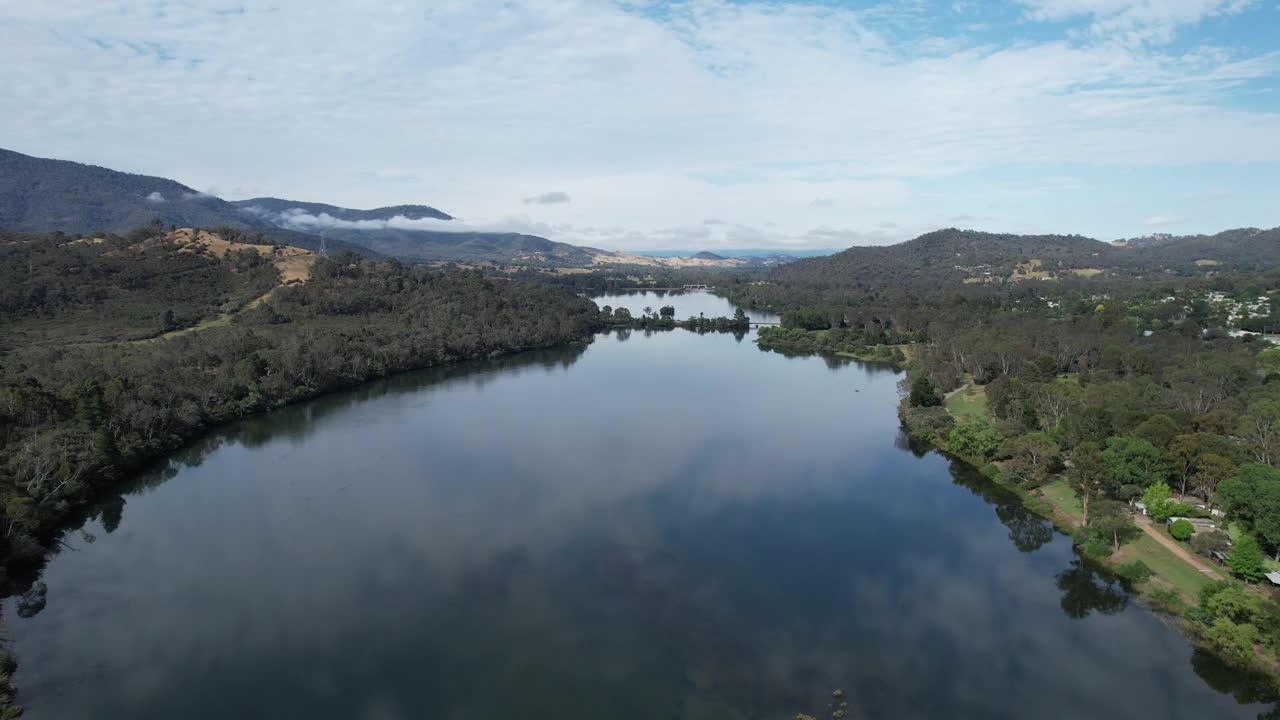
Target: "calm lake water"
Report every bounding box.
[5,292,1270,719]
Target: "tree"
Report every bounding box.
[946,419,1002,462]
[1191,529,1231,557]
[1068,441,1109,526]
[1141,482,1178,523]
[1117,483,1143,505]
[1167,433,1200,496]
[909,375,942,408]
[733,307,748,325]
[1260,348,1280,374]
[1089,500,1138,552]
[1191,453,1236,509]
[1237,396,1280,466]
[782,307,829,330]
[1218,464,1280,558]
[1057,406,1113,448]
[1135,414,1180,451]
[999,432,1060,487]
[1169,518,1194,542]
[1102,436,1168,494]
[1030,379,1083,428]
[1229,533,1265,583]
[659,305,675,319]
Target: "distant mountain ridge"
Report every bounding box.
[234,195,598,265]
[773,226,1280,286]
[0,148,374,257]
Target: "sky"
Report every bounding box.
[2,0,1279,251]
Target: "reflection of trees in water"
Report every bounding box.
[895,430,933,458]
[15,582,47,618]
[3,344,590,604]
[227,344,589,449]
[1190,648,1280,707]
[995,504,1055,553]
[947,461,1056,554]
[1055,559,1128,619]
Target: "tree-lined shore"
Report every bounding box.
[719,254,1280,688]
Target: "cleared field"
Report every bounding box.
[1041,480,1084,523]
[1119,534,1213,600]
[946,384,989,421]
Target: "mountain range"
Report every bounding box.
[0,148,796,268]
[2,148,1273,276]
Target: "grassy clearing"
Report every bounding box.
[946,384,989,421]
[1120,534,1212,600]
[1041,480,1085,523]
[1035,477,1210,599]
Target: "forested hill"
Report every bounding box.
[772,229,1113,287]
[0,148,373,257]
[1124,227,1280,271]
[772,226,1280,287]
[0,225,601,583]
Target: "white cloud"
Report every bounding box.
[1142,214,1181,226]
[1017,0,1258,43]
[1,1,1277,250]
[145,191,166,203]
[524,191,571,205]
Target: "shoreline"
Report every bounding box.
[895,382,1280,695]
[0,333,603,718]
[2,333,599,581]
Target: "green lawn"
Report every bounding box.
[946,384,989,421]
[1041,479,1084,522]
[1123,534,1213,599]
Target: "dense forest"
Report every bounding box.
[722,243,1280,683]
[0,228,600,585]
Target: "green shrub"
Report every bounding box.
[1146,588,1185,615]
[946,419,1002,462]
[1081,539,1113,560]
[1115,560,1153,583]
[1230,534,1266,583]
[1169,519,1194,542]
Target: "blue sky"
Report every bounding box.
[2,0,1278,250]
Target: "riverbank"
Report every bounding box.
[897,381,1280,691]
[755,326,909,364]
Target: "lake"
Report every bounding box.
[5,292,1269,719]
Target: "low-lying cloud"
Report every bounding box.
[145,191,166,203]
[240,203,919,252]
[244,205,560,238]
[523,191,571,205]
